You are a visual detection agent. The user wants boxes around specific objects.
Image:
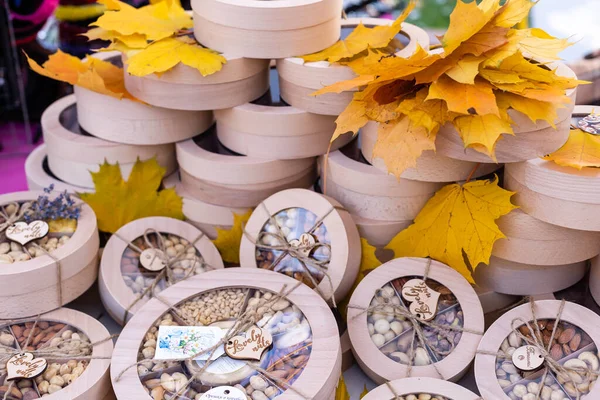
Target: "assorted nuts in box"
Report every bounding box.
[99,217,224,325]
[111,268,340,399]
[176,127,317,208]
[361,377,481,400]
[239,188,361,304]
[42,95,177,189]
[0,191,99,318]
[276,18,430,116]
[347,257,485,384]
[75,52,213,146]
[0,307,113,399]
[475,300,600,400]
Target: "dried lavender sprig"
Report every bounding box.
[23,185,81,222]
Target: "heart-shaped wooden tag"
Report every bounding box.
[401,278,441,322]
[224,326,273,361]
[6,353,47,380]
[139,248,167,272]
[288,233,316,257]
[5,221,49,246]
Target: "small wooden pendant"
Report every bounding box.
[512,345,544,371]
[6,221,49,246]
[6,353,47,380]
[288,233,316,257]
[224,326,273,361]
[400,278,441,322]
[139,248,167,272]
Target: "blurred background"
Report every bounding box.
[1,0,600,188]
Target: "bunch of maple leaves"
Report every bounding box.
[313,0,580,177]
[88,0,226,77]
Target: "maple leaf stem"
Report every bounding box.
[465,163,481,183]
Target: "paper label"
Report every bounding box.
[6,353,47,380]
[225,326,273,361]
[512,345,544,371]
[195,357,247,375]
[400,278,441,322]
[199,386,247,400]
[156,326,225,360]
[6,221,49,246]
[139,248,167,272]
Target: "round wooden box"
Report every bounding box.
[340,330,354,372]
[0,308,113,399]
[590,256,600,306]
[0,191,99,318]
[276,19,430,116]
[74,52,213,145]
[162,172,250,240]
[99,216,225,326]
[347,257,485,384]
[25,145,94,193]
[176,127,317,208]
[435,62,577,163]
[322,138,444,221]
[191,0,341,59]
[473,256,587,296]
[42,95,177,189]
[504,106,600,231]
[351,214,411,248]
[493,208,600,265]
[111,268,341,400]
[361,122,500,182]
[239,188,361,304]
[123,54,270,111]
[362,377,480,400]
[475,300,600,400]
[214,86,352,159]
[474,284,519,315]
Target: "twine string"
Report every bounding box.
[477,299,600,400]
[112,229,215,324]
[348,259,483,379]
[115,282,312,399]
[244,203,343,307]
[1,316,116,400]
[0,202,31,233]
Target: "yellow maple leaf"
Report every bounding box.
[79,158,184,234]
[360,386,369,398]
[211,210,253,265]
[496,91,559,126]
[445,55,483,84]
[126,36,226,77]
[385,176,517,283]
[544,128,600,170]
[441,0,500,54]
[25,50,133,100]
[92,0,190,42]
[427,75,499,116]
[302,1,415,63]
[373,116,437,179]
[85,27,148,49]
[452,113,513,156]
[48,219,77,234]
[335,375,350,400]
